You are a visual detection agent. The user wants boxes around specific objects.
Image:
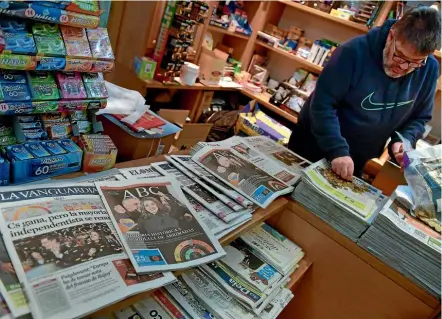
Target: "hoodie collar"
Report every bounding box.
[367,19,397,70]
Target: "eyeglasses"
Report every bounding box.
[392,32,427,68]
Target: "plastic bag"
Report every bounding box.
[97,81,147,115]
[399,132,441,231]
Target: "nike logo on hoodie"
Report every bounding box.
[361,92,414,111]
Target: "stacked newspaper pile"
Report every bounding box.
[293,159,385,241]
[358,192,441,297]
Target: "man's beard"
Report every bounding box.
[382,45,413,78]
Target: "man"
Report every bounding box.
[288,7,440,180]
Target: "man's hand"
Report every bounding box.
[331,156,354,181]
[0,262,14,274]
[391,142,404,168]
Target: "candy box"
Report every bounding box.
[82,73,108,98]
[70,109,88,121]
[0,18,28,33]
[134,56,157,80]
[34,34,67,56]
[0,83,31,101]
[60,25,92,58]
[22,128,48,140]
[56,72,87,99]
[0,156,10,185]
[0,70,27,84]
[24,142,51,157]
[6,144,34,161]
[86,28,115,60]
[36,56,66,71]
[46,122,72,139]
[32,23,61,36]
[3,32,37,55]
[0,135,17,146]
[27,71,60,100]
[0,125,13,137]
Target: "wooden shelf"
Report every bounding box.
[90,197,288,317]
[207,25,250,40]
[286,259,312,290]
[278,0,369,33]
[256,40,323,74]
[434,50,441,59]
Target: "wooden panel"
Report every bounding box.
[272,208,435,319]
[106,1,126,53]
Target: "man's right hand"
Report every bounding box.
[331,156,354,181]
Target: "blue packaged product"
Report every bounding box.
[25,142,51,157]
[23,128,47,140]
[20,121,42,129]
[36,56,66,71]
[0,156,9,186]
[0,70,27,84]
[18,115,40,123]
[42,141,66,155]
[0,83,31,101]
[3,32,37,55]
[57,139,81,152]
[7,144,34,160]
[0,102,33,115]
[0,18,27,33]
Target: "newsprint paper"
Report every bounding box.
[191,143,294,208]
[0,182,175,319]
[95,177,226,273]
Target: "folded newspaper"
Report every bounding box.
[95,177,226,273]
[0,182,175,319]
[190,143,294,208]
[118,165,163,180]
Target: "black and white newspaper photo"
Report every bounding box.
[0,183,175,319]
[95,177,226,273]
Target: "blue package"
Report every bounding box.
[0,18,27,33]
[23,128,47,140]
[0,70,27,84]
[20,122,42,129]
[42,141,66,155]
[7,144,34,161]
[0,156,10,185]
[25,142,51,157]
[57,139,81,153]
[0,102,33,115]
[18,115,40,123]
[36,56,66,71]
[0,83,31,101]
[3,32,37,55]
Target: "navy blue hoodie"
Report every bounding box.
[291,20,439,172]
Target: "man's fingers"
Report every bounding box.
[340,166,347,180]
[347,163,354,180]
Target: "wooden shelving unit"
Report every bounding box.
[207,25,250,40]
[286,259,312,290]
[434,50,441,59]
[278,0,369,33]
[256,40,323,74]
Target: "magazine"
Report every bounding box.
[181,269,255,319]
[165,278,218,319]
[220,238,283,293]
[0,182,176,319]
[151,162,249,223]
[132,297,173,319]
[220,137,300,186]
[118,165,163,180]
[303,159,382,217]
[166,156,244,212]
[241,224,304,275]
[96,177,226,273]
[153,289,188,319]
[184,194,252,240]
[0,292,11,319]
[169,155,253,208]
[190,143,294,208]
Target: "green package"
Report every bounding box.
[0,125,13,137]
[27,72,60,101]
[34,35,67,56]
[0,135,17,146]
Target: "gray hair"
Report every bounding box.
[393,6,441,55]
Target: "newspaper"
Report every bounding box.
[166,156,244,212]
[241,224,304,275]
[131,297,173,319]
[181,269,255,319]
[165,277,219,319]
[118,165,163,180]
[184,194,252,240]
[259,288,293,319]
[96,177,226,273]
[0,292,11,319]
[221,238,283,293]
[0,182,176,319]
[220,137,300,186]
[151,162,249,223]
[303,159,382,217]
[153,289,189,319]
[169,155,253,208]
[190,143,294,208]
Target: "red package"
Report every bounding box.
[113,113,166,132]
[0,30,5,54]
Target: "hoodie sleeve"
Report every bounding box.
[309,44,356,161]
[388,60,438,156]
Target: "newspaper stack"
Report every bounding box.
[293,159,385,241]
[358,194,441,297]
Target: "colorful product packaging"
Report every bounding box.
[24,142,51,157]
[86,28,115,60]
[60,25,92,58]
[0,135,17,147]
[0,70,27,84]
[134,56,157,80]
[35,56,67,71]
[32,23,67,56]
[0,83,31,101]
[0,125,14,137]
[79,134,117,172]
[0,156,10,185]
[0,18,28,33]
[3,32,37,55]
[27,71,60,100]
[6,144,34,161]
[56,71,87,99]
[0,30,5,54]
[82,72,108,98]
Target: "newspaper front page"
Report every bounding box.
[190,143,294,208]
[303,159,382,217]
[151,162,248,223]
[0,183,176,319]
[165,156,244,212]
[96,177,226,273]
[221,137,300,186]
[169,155,253,208]
[118,165,163,180]
[0,292,11,319]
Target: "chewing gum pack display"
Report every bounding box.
[82,72,108,98]
[86,28,115,60]
[60,25,92,58]
[27,71,60,100]
[0,70,27,84]
[56,72,87,99]
[32,23,67,56]
[79,134,117,172]
[0,83,31,101]
[6,139,82,184]
[3,31,37,55]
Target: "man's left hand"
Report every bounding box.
[392,142,404,168]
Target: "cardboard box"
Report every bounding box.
[134,56,157,81]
